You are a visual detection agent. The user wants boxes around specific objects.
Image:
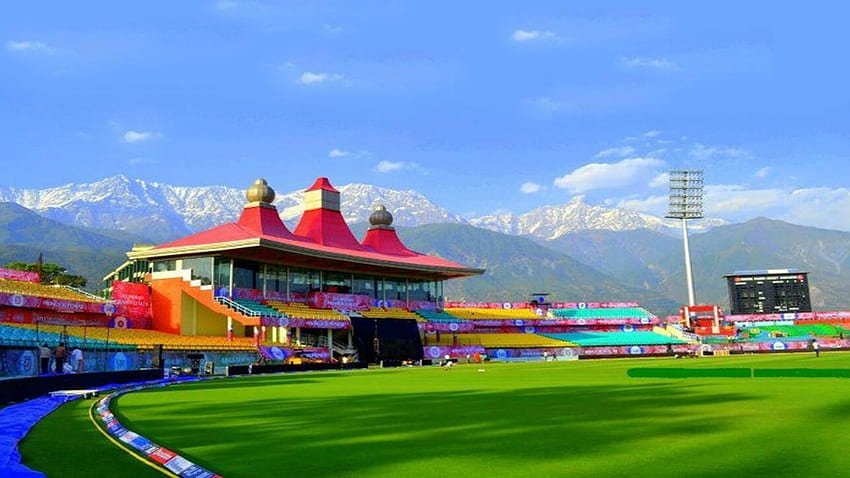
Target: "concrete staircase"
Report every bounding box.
[178,277,261,327]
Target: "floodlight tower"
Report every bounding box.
[666,170,704,307]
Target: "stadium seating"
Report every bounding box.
[739,324,848,340]
[548,307,654,319]
[264,301,349,321]
[415,309,466,323]
[0,279,106,303]
[425,333,576,348]
[445,308,540,320]
[360,307,422,320]
[231,299,283,317]
[2,323,260,351]
[541,331,687,346]
[701,336,735,345]
[0,323,131,349]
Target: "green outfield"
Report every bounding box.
[21,353,850,477]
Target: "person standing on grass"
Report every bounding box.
[38,343,51,374]
[54,342,66,373]
[813,339,820,358]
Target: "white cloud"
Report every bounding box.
[6,40,54,53]
[754,166,772,178]
[214,0,263,12]
[554,157,665,193]
[615,184,850,231]
[649,172,670,188]
[528,96,564,113]
[784,188,850,231]
[329,148,371,159]
[594,146,636,159]
[622,57,678,70]
[512,29,557,42]
[374,160,417,173]
[520,182,542,194]
[322,24,343,36]
[689,143,750,160]
[215,0,239,10]
[298,72,343,85]
[704,185,785,215]
[616,195,668,215]
[122,130,161,143]
[623,130,661,142]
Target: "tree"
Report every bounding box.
[4,261,87,287]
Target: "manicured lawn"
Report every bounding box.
[18,398,161,478]
[22,353,850,477]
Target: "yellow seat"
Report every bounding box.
[444,308,539,320]
[424,333,575,348]
[360,307,422,320]
[5,323,262,351]
[0,279,106,303]
[264,300,349,321]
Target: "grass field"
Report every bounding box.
[20,353,850,477]
[19,398,161,478]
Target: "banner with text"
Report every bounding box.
[258,346,331,362]
[422,345,486,359]
[726,311,850,322]
[548,302,641,309]
[0,291,112,315]
[486,347,579,361]
[0,267,40,283]
[260,316,351,330]
[419,322,475,333]
[112,281,152,328]
[308,292,371,311]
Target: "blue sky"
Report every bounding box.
[2,1,850,229]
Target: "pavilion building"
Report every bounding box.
[112,177,483,357]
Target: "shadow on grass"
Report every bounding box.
[629,368,850,379]
[112,380,763,477]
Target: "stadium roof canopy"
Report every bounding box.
[127,177,484,280]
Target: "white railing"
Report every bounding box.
[333,340,356,355]
[60,285,106,301]
[653,325,674,337]
[664,324,700,343]
[213,296,285,318]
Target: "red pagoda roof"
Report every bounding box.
[305,177,339,193]
[293,208,365,250]
[139,178,482,277]
[361,227,417,257]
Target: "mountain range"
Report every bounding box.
[3,176,850,315]
[0,202,131,287]
[0,175,722,244]
[470,196,726,239]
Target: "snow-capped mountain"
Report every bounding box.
[470,196,727,240]
[0,175,464,242]
[0,175,245,242]
[275,183,465,227]
[0,175,726,243]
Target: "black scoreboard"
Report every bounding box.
[725,269,811,315]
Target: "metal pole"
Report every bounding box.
[229,260,234,299]
[105,326,110,372]
[682,217,696,306]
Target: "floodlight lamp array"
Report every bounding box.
[666,170,704,219]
